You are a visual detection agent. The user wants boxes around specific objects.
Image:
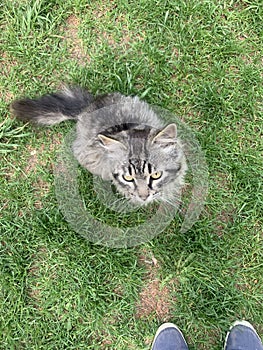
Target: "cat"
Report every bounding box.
[11,86,187,205]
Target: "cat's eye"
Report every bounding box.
[123,174,134,182]
[150,171,162,180]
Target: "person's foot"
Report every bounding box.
[151,323,189,350]
[224,320,263,350]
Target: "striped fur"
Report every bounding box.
[11,86,187,204]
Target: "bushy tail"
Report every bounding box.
[10,86,94,126]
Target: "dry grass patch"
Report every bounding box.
[24,147,41,174]
[23,130,63,174]
[91,3,145,51]
[135,249,175,322]
[215,206,236,237]
[27,247,50,308]
[0,52,17,102]
[62,15,90,66]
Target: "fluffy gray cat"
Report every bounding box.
[11,86,187,205]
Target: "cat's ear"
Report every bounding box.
[98,134,127,151]
[152,123,177,144]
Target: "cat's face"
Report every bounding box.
[112,158,183,204]
[98,124,187,204]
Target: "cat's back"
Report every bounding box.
[79,93,164,132]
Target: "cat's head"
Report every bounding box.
[98,123,187,204]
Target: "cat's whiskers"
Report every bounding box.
[110,196,126,208]
[161,196,183,213]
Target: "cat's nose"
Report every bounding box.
[137,191,149,202]
[136,180,149,201]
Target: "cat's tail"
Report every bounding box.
[10,86,94,126]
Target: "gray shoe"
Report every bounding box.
[151,323,189,350]
[224,320,263,350]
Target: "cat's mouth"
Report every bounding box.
[128,192,160,205]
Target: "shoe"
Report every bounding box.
[151,323,189,350]
[224,320,263,350]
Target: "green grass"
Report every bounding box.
[1,0,262,349]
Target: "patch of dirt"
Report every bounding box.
[136,278,172,321]
[208,172,236,237]
[8,130,64,209]
[3,129,63,199]
[135,248,176,322]
[214,206,236,237]
[1,89,14,103]
[27,247,49,307]
[0,52,17,102]
[32,177,51,208]
[61,8,145,66]
[94,328,117,348]
[62,15,90,66]
[23,131,63,174]
[24,147,41,174]
[1,52,17,76]
[215,172,231,191]
[48,131,63,149]
[91,4,145,51]
[195,326,221,350]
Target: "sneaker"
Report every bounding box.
[151,323,189,350]
[224,320,263,350]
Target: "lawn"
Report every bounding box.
[1,0,262,349]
